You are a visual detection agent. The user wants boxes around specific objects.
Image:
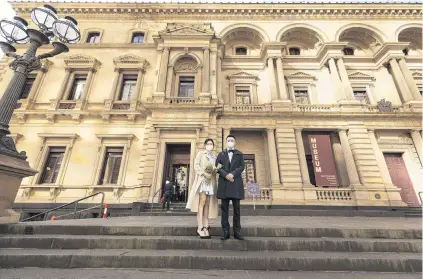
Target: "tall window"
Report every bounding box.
[68,75,87,100]
[131,32,144,43]
[86,32,100,43]
[178,76,195,97]
[353,89,369,104]
[242,154,257,186]
[20,76,36,99]
[306,154,316,186]
[235,86,251,104]
[39,147,65,184]
[235,47,247,55]
[99,147,123,185]
[289,47,301,55]
[294,89,309,104]
[119,75,137,101]
[343,47,354,56]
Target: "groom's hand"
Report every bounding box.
[226,173,234,182]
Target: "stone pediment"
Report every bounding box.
[348,71,375,81]
[412,71,422,80]
[227,71,259,80]
[65,54,101,70]
[159,23,215,36]
[287,71,316,81]
[113,54,149,69]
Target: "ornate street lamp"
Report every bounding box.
[0,5,80,159]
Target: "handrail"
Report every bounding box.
[150,188,163,215]
[20,192,105,222]
[418,191,423,206]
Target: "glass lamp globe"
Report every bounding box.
[52,16,80,44]
[31,5,58,32]
[0,16,29,44]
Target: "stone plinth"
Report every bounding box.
[0,153,37,224]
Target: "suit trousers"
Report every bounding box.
[220,198,241,235]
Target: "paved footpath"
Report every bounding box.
[0,268,421,279]
[19,215,422,230]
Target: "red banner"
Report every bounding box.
[308,135,339,187]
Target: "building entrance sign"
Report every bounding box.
[308,135,339,187]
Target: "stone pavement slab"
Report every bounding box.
[0,268,421,279]
[18,215,422,230]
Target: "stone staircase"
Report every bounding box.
[0,216,421,275]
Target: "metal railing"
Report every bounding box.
[20,192,105,222]
[150,188,163,215]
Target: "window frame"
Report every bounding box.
[86,32,101,43]
[20,75,36,99]
[343,47,355,56]
[67,74,87,100]
[39,147,66,184]
[131,32,145,44]
[242,154,257,186]
[288,47,301,56]
[235,85,252,104]
[235,47,248,56]
[118,74,138,101]
[352,87,370,104]
[98,146,124,185]
[293,86,310,104]
[82,29,104,44]
[177,76,196,98]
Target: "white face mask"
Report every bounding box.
[227,142,235,149]
[205,145,213,152]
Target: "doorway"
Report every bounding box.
[384,153,420,206]
[162,144,191,203]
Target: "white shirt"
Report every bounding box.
[228,148,234,163]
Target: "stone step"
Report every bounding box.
[0,235,420,253]
[1,268,421,279]
[0,248,420,272]
[2,224,420,239]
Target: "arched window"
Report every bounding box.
[343,47,355,56]
[131,32,145,44]
[86,32,100,43]
[402,48,409,56]
[289,47,301,55]
[235,47,247,55]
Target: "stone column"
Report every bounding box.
[389,58,413,103]
[275,57,288,100]
[210,49,217,100]
[410,129,423,166]
[330,133,350,187]
[328,58,345,100]
[336,58,355,100]
[202,47,210,93]
[267,128,280,185]
[109,69,121,100]
[165,65,174,97]
[294,128,311,186]
[338,129,361,186]
[368,129,393,185]
[222,128,231,150]
[217,53,222,102]
[156,47,170,93]
[398,58,422,101]
[58,68,73,100]
[134,68,145,100]
[267,57,279,101]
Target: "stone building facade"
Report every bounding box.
[1,1,422,216]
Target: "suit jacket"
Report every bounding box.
[215,149,245,200]
[163,181,173,196]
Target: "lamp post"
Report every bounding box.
[0,5,80,224]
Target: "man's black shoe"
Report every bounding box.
[221,231,230,240]
[234,234,244,240]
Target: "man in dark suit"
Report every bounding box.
[162,177,173,211]
[215,134,245,240]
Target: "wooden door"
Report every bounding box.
[384,153,420,206]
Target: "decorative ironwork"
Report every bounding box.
[377,98,393,113]
[14,103,22,109]
[0,135,27,159]
[9,55,42,73]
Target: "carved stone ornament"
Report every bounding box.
[377,98,393,113]
[113,54,149,69]
[8,53,42,74]
[160,23,215,36]
[175,62,198,72]
[64,53,101,70]
[0,134,27,159]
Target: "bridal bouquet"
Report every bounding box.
[203,163,222,184]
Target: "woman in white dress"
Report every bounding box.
[186,139,219,239]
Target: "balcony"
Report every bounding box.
[165,97,197,105]
[224,104,273,112]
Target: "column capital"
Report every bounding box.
[294,127,303,133]
[203,47,210,52]
[266,128,275,133]
[338,128,348,134]
[410,129,422,134]
[368,128,375,133]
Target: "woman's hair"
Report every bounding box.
[204,138,214,146]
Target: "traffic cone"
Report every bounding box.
[51,216,56,221]
[102,203,108,219]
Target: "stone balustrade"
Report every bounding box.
[315,188,353,201]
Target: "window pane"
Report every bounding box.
[235,47,247,55]
[99,147,123,185]
[120,77,137,101]
[294,89,309,104]
[20,77,36,99]
[343,48,354,55]
[68,77,87,100]
[40,147,65,184]
[235,86,251,104]
[131,32,144,43]
[353,90,369,104]
[86,32,100,43]
[178,76,195,97]
[242,155,256,186]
